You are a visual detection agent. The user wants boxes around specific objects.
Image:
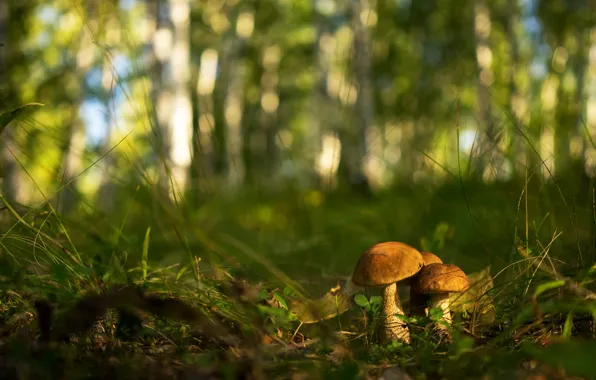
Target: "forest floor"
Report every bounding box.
[1,179,596,380]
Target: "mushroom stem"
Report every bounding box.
[382,283,410,343]
[429,293,452,329]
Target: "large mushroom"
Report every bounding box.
[411,263,470,331]
[409,252,443,317]
[352,242,424,344]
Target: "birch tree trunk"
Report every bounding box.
[150,0,193,198]
[166,0,193,197]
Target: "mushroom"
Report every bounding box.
[409,252,443,317]
[420,251,443,265]
[411,263,469,331]
[352,242,424,344]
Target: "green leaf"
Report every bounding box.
[142,226,151,281]
[175,265,189,281]
[429,306,444,321]
[533,280,565,299]
[523,340,596,378]
[74,265,94,278]
[256,288,269,302]
[273,292,288,310]
[50,263,69,285]
[562,312,573,339]
[369,296,382,306]
[452,335,475,358]
[257,304,293,321]
[0,103,44,134]
[354,293,370,308]
[283,286,295,297]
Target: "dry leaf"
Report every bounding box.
[449,266,496,325]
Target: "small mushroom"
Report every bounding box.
[409,252,443,317]
[411,263,469,331]
[420,252,443,265]
[352,242,424,344]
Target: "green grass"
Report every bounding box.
[1,171,596,379]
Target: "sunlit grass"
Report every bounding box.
[1,166,596,378]
[2,104,596,379]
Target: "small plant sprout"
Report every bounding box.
[411,263,469,333]
[351,242,424,344]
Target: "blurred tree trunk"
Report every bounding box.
[190,3,225,195]
[553,73,570,176]
[58,1,98,214]
[148,0,193,199]
[97,59,116,212]
[472,0,497,179]
[337,0,372,196]
[308,5,327,187]
[224,59,246,189]
[192,48,217,194]
[259,42,281,180]
[587,27,596,265]
[211,6,237,178]
[552,39,582,177]
[242,60,260,186]
[166,0,193,197]
[0,0,20,204]
[537,71,558,178]
[98,14,121,213]
[571,29,589,169]
[142,0,164,193]
[220,8,251,190]
[151,0,171,195]
[505,0,525,176]
[586,29,596,176]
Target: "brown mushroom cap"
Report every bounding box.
[411,263,469,294]
[421,251,443,265]
[352,242,424,287]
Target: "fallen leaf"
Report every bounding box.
[449,266,496,324]
[290,290,352,324]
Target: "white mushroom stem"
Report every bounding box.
[429,293,452,329]
[382,283,410,344]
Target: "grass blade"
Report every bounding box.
[142,226,151,282]
[0,103,44,134]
